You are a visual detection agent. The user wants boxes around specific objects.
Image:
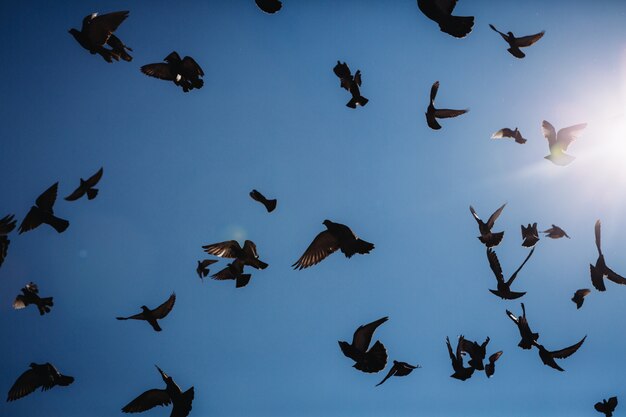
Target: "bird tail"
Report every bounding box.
[479,231,504,247]
[252,260,269,270]
[347,96,368,108]
[38,297,54,315]
[354,341,387,373]
[190,78,204,90]
[507,47,526,59]
[236,274,252,288]
[265,199,277,213]
[341,239,375,258]
[44,213,69,233]
[86,189,99,200]
[440,15,474,39]
[98,48,120,63]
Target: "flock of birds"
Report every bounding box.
[2,1,623,416]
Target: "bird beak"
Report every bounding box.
[155,365,168,379]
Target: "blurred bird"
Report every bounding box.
[116,293,176,332]
[255,0,282,13]
[141,52,204,92]
[469,203,506,247]
[460,337,490,370]
[492,127,527,144]
[0,214,16,268]
[590,220,626,291]
[65,167,104,201]
[13,282,53,315]
[487,247,534,300]
[292,220,374,270]
[211,260,253,288]
[532,336,586,372]
[488,24,544,58]
[542,120,586,166]
[19,183,69,234]
[7,362,74,402]
[122,365,194,417]
[196,259,218,281]
[416,0,474,38]
[542,225,569,239]
[202,240,268,270]
[446,336,474,381]
[485,351,503,378]
[426,81,468,130]
[333,61,368,108]
[521,223,539,247]
[571,289,591,309]
[375,360,420,387]
[69,11,131,62]
[506,303,539,350]
[250,189,277,213]
[595,397,618,417]
[339,317,388,373]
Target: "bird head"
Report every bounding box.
[322,219,332,227]
[68,28,80,38]
[507,31,514,37]
[140,305,150,312]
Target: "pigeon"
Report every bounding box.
[416,0,474,38]
[141,52,204,92]
[375,360,420,387]
[446,336,474,381]
[7,362,74,402]
[485,351,503,378]
[542,225,570,239]
[492,128,527,144]
[0,214,16,268]
[506,303,539,350]
[532,336,586,372]
[489,24,544,58]
[487,247,534,300]
[116,293,176,332]
[595,397,618,417]
[65,167,104,201]
[196,259,218,280]
[571,289,591,309]
[122,366,194,417]
[426,81,468,130]
[469,203,506,247]
[590,220,626,291]
[211,260,253,288]
[19,183,69,234]
[333,61,368,109]
[202,240,268,270]
[69,11,132,62]
[542,120,587,166]
[13,283,54,315]
[339,317,388,373]
[292,220,374,270]
[521,223,539,247]
[255,0,282,14]
[250,189,277,213]
[460,337,490,371]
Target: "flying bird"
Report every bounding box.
[506,303,539,350]
[333,61,368,109]
[255,0,282,14]
[485,351,503,378]
[116,293,176,332]
[571,289,591,309]
[211,260,253,288]
[446,336,474,381]
[202,240,268,270]
[595,397,618,417]
[339,316,388,373]
[542,120,587,166]
[426,81,468,130]
[122,365,194,417]
[487,247,535,300]
[590,220,626,291]
[375,360,420,387]
[492,127,527,144]
[532,336,586,372]
[469,203,506,247]
[542,225,570,239]
[69,11,132,62]
[416,0,474,38]
[196,259,218,280]
[488,24,545,58]
[292,220,374,270]
[65,167,104,201]
[18,183,69,234]
[141,52,204,92]
[7,362,74,402]
[521,223,539,247]
[0,214,16,268]
[250,189,277,213]
[460,337,490,371]
[13,282,53,315]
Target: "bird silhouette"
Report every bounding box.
[485,351,503,378]
[19,183,69,234]
[333,61,368,108]
[196,259,218,281]
[69,11,131,62]
[492,127,527,144]
[250,189,277,213]
[426,81,468,130]
[339,317,388,373]
[255,0,282,14]
[446,336,474,381]
[521,223,539,247]
[13,282,53,315]
[542,225,570,239]
[469,203,506,247]
[65,167,104,201]
[7,362,74,402]
[506,303,539,350]
[487,247,534,300]
[532,336,586,372]
[122,365,194,417]
[595,397,618,417]
[0,214,16,268]
[211,260,253,288]
[141,52,204,92]
[375,360,420,387]
[292,220,374,270]
[202,240,268,270]
[116,293,176,332]
[416,0,474,38]
[488,24,544,58]
[571,289,591,309]
[590,220,626,291]
[460,336,490,370]
[542,120,587,166]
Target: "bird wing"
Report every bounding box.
[434,108,468,119]
[7,368,44,401]
[605,266,626,285]
[608,397,618,410]
[211,262,242,281]
[333,61,351,82]
[445,337,456,362]
[486,203,506,229]
[515,31,545,47]
[152,293,176,319]
[85,167,104,187]
[542,120,557,148]
[488,24,509,42]
[202,240,241,258]
[199,259,218,269]
[556,123,586,151]
[429,81,439,104]
[507,247,535,285]
[375,365,397,387]
[116,312,145,320]
[354,70,362,87]
[12,295,27,310]
[122,389,171,413]
[0,214,16,234]
[352,317,388,352]
[87,11,129,46]
[18,207,43,234]
[291,230,339,270]
[488,351,503,365]
[141,63,177,81]
[182,56,204,77]
[242,240,260,260]
[550,336,586,359]
[64,185,86,201]
[0,236,9,267]
[491,128,514,139]
[486,248,504,283]
[35,182,59,211]
[250,189,265,202]
[506,309,519,325]
[469,205,482,223]
[594,220,602,255]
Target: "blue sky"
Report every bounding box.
[2,1,626,416]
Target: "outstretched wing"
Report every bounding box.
[594,220,602,255]
[7,368,44,401]
[491,128,514,139]
[0,214,16,235]
[122,389,171,413]
[486,203,506,229]
[434,108,468,119]
[85,167,104,187]
[182,56,204,77]
[550,335,586,359]
[515,31,545,47]
[202,240,241,258]
[352,316,388,352]
[87,11,129,46]
[556,123,586,151]
[429,81,439,104]
[508,247,535,285]
[141,63,177,81]
[488,24,509,42]
[152,293,176,319]
[375,365,397,387]
[35,182,59,211]
[486,248,504,283]
[542,120,557,148]
[292,230,339,270]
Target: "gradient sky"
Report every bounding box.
[2,1,626,416]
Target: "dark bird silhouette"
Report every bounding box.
[485,351,503,378]
[122,365,194,417]
[595,397,618,417]
[521,223,539,247]
[19,183,69,234]
[375,360,420,387]
[487,247,534,300]
[446,336,474,381]
[65,167,104,201]
[469,203,506,247]
[13,282,53,315]
[116,293,176,332]
[333,61,368,109]
[141,52,204,92]
[255,0,282,14]
[506,303,539,349]
[542,120,587,166]
[211,260,253,288]
[250,189,277,213]
[590,220,626,291]
[492,127,527,144]
[69,11,131,62]
[532,336,586,372]
[542,225,570,239]
[339,317,388,373]
[196,259,218,281]
[426,81,468,130]
[571,289,591,309]
[488,24,544,58]
[416,0,474,38]
[7,362,74,402]
[0,214,16,268]
[292,220,374,270]
[460,337,490,370]
[202,240,268,270]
